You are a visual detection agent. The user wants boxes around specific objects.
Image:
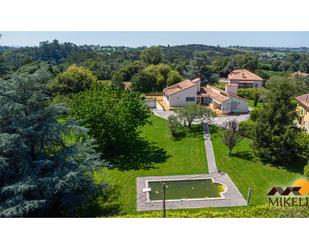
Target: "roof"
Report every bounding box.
[292,71,309,77]
[200,87,229,103]
[200,85,248,103]
[228,69,263,82]
[163,78,200,96]
[296,93,309,110]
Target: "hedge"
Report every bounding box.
[117,205,309,218]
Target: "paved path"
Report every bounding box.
[203,123,218,174]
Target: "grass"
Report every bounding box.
[210,126,303,205]
[93,115,208,213]
[94,115,304,216]
[248,99,263,109]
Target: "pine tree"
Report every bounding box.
[0,63,103,217]
[254,77,299,164]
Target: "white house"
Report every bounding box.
[228,69,263,88]
[163,78,201,107]
[199,85,249,114]
[163,78,249,114]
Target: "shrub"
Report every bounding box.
[239,120,256,138]
[250,108,260,122]
[237,88,257,100]
[168,114,184,138]
[119,205,309,218]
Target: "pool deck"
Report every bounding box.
[136,173,247,211]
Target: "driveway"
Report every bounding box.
[151,109,250,126]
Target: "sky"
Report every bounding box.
[0,32,309,48]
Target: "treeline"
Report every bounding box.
[2,40,309,92]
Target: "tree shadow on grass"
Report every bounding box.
[109,138,170,171]
[231,150,257,162]
[275,157,307,174]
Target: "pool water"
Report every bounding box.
[148,179,225,201]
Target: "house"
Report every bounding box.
[296,93,309,133]
[163,78,248,114]
[199,85,249,115]
[291,71,309,78]
[163,78,201,108]
[228,69,263,88]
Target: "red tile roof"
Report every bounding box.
[292,71,309,77]
[296,93,309,110]
[228,69,263,82]
[163,78,200,96]
[200,85,248,103]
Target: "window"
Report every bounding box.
[231,102,238,109]
[186,97,195,102]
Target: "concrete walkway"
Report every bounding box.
[203,123,218,174]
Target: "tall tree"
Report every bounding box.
[48,64,97,95]
[0,65,104,217]
[254,77,299,164]
[186,51,213,83]
[70,84,150,159]
[222,120,240,156]
[140,46,163,65]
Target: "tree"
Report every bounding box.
[186,51,212,83]
[168,115,183,138]
[166,70,183,86]
[70,84,150,159]
[222,120,241,156]
[48,64,97,95]
[140,46,163,65]
[131,63,182,92]
[111,71,124,89]
[131,70,158,93]
[178,104,214,129]
[254,77,300,164]
[0,65,104,217]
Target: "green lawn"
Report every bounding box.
[248,99,263,109]
[210,126,303,205]
[93,115,208,213]
[94,115,304,216]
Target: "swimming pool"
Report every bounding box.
[148,178,226,201]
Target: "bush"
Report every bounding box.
[168,114,184,138]
[119,205,309,218]
[239,120,256,138]
[237,88,257,100]
[250,108,260,122]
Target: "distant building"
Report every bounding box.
[291,71,309,78]
[163,78,248,114]
[228,69,263,88]
[296,93,309,133]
